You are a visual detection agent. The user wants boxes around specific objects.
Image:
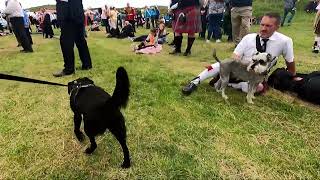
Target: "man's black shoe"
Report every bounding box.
[183,51,191,56]
[182,82,197,95]
[169,49,181,55]
[53,70,74,77]
[20,49,33,53]
[209,76,220,87]
[81,66,92,70]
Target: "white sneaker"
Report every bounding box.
[206,40,210,43]
[216,39,221,43]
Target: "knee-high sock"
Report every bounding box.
[316,36,320,47]
[191,62,220,85]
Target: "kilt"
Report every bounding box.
[172,6,202,34]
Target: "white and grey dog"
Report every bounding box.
[213,49,275,104]
[247,52,274,74]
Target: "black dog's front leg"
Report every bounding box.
[74,113,85,142]
[85,136,97,154]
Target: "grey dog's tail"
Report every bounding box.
[112,67,130,108]
[212,49,221,63]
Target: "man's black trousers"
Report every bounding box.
[10,17,33,51]
[60,21,92,73]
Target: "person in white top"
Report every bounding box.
[4,0,33,52]
[312,1,320,53]
[101,5,110,34]
[182,12,300,95]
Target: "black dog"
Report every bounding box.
[268,68,320,105]
[68,67,130,168]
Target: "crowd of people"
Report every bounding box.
[1,0,320,83]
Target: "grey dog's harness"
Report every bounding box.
[70,84,95,105]
[255,34,277,75]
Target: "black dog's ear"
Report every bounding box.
[67,81,73,94]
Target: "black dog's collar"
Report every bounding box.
[70,84,95,105]
[70,84,95,96]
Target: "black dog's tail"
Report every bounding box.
[112,67,130,108]
[212,49,221,63]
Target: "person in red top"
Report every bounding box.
[125,3,136,32]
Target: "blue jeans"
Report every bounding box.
[207,13,223,40]
[281,8,296,26]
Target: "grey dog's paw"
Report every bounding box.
[247,99,254,104]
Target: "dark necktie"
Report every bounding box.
[261,39,269,52]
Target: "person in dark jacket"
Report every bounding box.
[199,4,208,39]
[53,0,92,77]
[42,10,54,38]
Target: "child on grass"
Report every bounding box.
[133,28,162,54]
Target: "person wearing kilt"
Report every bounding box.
[312,1,320,53]
[170,0,203,56]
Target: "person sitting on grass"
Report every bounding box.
[118,20,135,38]
[131,22,168,44]
[90,21,100,31]
[133,28,162,54]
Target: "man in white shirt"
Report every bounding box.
[4,0,33,52]
[182,12,300,95]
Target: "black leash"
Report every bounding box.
[0,73,67,87]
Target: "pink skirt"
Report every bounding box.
[135,45,162,54]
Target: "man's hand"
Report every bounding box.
[293,76,303,81]
[232,53,241,60]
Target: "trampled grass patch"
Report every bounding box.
[0,10,320,179]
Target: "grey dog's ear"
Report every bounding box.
[267,53,272,61]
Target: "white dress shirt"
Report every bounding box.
[4,0,24,18]
[234,32,294,63]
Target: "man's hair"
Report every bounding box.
[263,12,281,25]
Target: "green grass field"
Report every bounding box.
[0,8,320,179]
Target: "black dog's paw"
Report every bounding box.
[84,144,97,154]
[121,161,131,169]
[75,131,85,142]
[84,147,95,154]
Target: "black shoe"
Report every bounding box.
[20,49,33,53]
[81,66,92,70]
[182,82,197,95]
[169,49,181,55]
[209,76,220,87]
[53,70,74,77]
[312,46,319,53]
[183,51,191,56]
